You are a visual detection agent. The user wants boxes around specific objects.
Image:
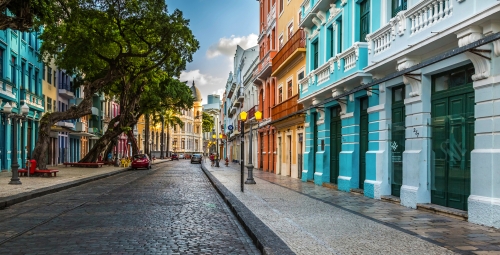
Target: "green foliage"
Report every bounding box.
[39,0,199,93]
[0,0,61,31]
[202,112,215,133]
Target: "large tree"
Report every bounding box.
[0,0,60,31]
[79,76,194,162]
[33,0,199,168]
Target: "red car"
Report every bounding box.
[131,154,152,170]
[171,154,179,160]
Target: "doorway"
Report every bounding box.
[287,135,292,176]
[391,85,405,197]
[330,106,341,184]
[431,64,474,211]
[278,136,282,175]
[359,97,369,189]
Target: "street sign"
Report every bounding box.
[228,125,234,131]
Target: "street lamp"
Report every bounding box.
[240,110,262,190]
[2,102,29,185]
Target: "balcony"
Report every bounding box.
[272,29,306,75]
[20,89,44,110]
[366,0,489,66]
[69,98,83,107]
[0,80,16,99]
[75,122,86,132]
[58,85,75,100]
[271,94,303,121]
[56,120,75,129]
[300,0,333,29]
[247,105,257,120]
[266,4,276,29]
[253,50,277,82]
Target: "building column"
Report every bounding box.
[302,111,312,181]
[364,84,390,199]
[399,56,431,208]
[461,24,500,228]
[314,107,327,185]
[338,95,358,192]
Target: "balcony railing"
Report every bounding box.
[267,4,276,27]
[21,89,44,110]
[367,0,456,58]
[271,94,303,121]
[0,80,16,99]
[253,50,277,79]
[248,105,258,120]
[272,29,305,73]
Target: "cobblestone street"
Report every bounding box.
[0,161,259,254]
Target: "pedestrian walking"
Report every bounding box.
[210,153,214,166]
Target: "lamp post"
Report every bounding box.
[2,102,29,185]
[240,110,262,187]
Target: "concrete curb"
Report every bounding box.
[200,163,295,255]
[0,160,170,210]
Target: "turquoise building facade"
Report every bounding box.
[0,28,44,171]
[299,0,379,197]
[299,0,500,228]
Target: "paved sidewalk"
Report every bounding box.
[0,159,170,208]
[204,163,500,255]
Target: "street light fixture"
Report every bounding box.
[240,109,262,191]
[211,132,220,167]
[2,102,29,185]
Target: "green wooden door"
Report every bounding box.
[313,112,318,175]
[359,98,369,189]
[330,107,341,184]
[431,64,474,211]
[391,86,405,197]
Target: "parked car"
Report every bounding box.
[191,154,202,164]
[184,154,191,159]
[131,154,152,170]
[179,154,185,159]
[171,154,179,160]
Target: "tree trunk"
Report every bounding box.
[166,123,170,158]
[126,130,139,155]
[160,118,164,159]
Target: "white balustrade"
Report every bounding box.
[303,0,311,13]
[315,62,331,85]
[343,51,357,71]
[408,0,453,35]
[371,26,393,55]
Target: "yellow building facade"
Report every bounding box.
[42,61,59,166]
[270,0,306,179]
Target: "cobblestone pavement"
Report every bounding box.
[206,163,500,255]
[0,159,168,198]
[0,160,259,254]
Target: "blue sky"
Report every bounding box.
[166,0,259,103]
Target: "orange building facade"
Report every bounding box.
[253,0,278,173]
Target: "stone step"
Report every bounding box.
[417,203,468,221]
[381,195,401,205]
[322,182,338,190]
[350,188,364,195]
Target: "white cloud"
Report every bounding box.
[180,70,226,102]
[206,34,258,59]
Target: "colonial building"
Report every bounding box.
[43,60,58,166]
[225,45,259,163]
[254,0,278,173]
[0,29,44,171]
[269,0,306,179]
[169,82,203,155]
[299,0,372,188]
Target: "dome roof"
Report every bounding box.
[190,81,203,102]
